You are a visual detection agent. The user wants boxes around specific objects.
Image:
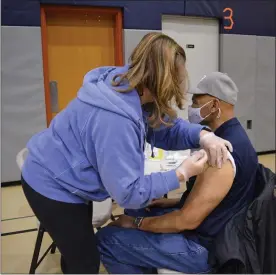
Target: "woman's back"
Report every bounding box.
[22,66,145,204]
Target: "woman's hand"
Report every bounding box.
[176,150,208,182]
[108,215,136,229]
[199,131,233,168]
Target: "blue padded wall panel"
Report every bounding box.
[185,0,276,37]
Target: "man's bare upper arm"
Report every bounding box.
[180,160,235,228]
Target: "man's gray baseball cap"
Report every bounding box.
[189,72,239,105]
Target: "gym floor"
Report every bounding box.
[1,154,275,274]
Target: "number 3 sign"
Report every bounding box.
[223,7,234,30]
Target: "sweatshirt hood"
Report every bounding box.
[77,65,143,125]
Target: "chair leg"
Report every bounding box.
[50,243,57,254]
[110,214,116,221]
[110,199,116,221]
[60,255,67,274]
[29,225,45,274]
[88,201,93,224]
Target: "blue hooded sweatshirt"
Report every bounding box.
[22,66,203,208]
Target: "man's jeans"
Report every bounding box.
[96,207,211,274]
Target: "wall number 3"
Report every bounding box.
[223,7,234,30]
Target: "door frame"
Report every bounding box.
[40,5,123,126]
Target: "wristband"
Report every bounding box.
[133,217,144,228]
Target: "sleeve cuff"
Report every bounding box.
[189,124,204,148]
[227,152,236,177]
[162,170,180,193]
[148,170,180,200]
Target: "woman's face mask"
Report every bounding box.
[188,100,220,124]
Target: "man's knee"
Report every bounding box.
[96,226,125,268]
[96,226,121,252]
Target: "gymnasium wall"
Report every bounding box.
[1,0,276,182]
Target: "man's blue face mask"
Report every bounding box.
[188,100,221,124]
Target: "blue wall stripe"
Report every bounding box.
[40,0,186,30]
[2,0,41,27]
[185,0,276,37]
[1,0,275,36]
[123,1,185,30]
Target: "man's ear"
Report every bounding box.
[211,98,220,113]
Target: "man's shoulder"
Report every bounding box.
[220,123,257,166]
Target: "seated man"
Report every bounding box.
[96,72,258,274]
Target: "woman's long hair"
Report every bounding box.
[112,32,188,128]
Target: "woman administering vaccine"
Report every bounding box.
[21,32,232,274]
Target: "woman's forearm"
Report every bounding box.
[147,118,204,151]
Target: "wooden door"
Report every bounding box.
[41,7,123,124]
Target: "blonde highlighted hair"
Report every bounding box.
[112,32,188,127]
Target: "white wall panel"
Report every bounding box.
[162,16,219,121]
